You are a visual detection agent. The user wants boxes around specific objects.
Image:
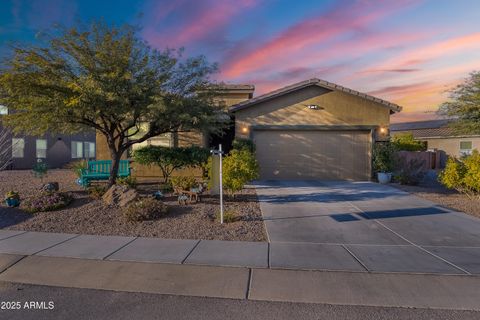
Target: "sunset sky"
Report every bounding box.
[1,0,479,122]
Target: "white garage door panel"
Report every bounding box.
[254,130,371,180]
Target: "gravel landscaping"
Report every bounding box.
[392,182,480,219]
[0,170,267,241]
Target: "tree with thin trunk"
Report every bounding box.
[438,71,480,135]
[0,21,225,186]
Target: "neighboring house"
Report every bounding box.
[96,79,401,181]
[391,119,480,161]
[0,105,96,169]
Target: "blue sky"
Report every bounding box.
[1,0,480,122]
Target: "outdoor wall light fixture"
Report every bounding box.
[307,104,322,110]
[379,126,388,134]
[241,127,249,133]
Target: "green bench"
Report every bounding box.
[78,160,131,187]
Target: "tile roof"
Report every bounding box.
[229,78,402,114]
[391,119,479,138]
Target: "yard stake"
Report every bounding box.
[219,144,224,224]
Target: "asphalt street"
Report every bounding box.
[0,281,478,320]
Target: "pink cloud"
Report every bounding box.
[357,32,480,76]
[391,111,442,123]
[142,0,258,49]
[221,0,419,78]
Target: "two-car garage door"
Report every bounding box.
[253,130,372,180]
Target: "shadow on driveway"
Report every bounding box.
[257,191,408,203]
[329,206,450,222]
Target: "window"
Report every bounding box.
[12,138,24,158]
[36,139,47,158]
[71,141,83,158]
[0,105,7,115]
[131,133,173,151]
[460,141,473,156]
[84,142,95,158]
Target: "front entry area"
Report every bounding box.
[253,130,371,180]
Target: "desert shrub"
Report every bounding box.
[134,146,209,182]
[159,182,173,193]
[373,142,395,173]
[171,176,197,190]
[32,161,48,182]
[462,150,480,194]
[188,146,211,177]
[116,176,137,188]
[87,185,107,199]
[23,192,72,213]
[391,133,427,151]
[394,157,426,185]
[232,138,256,153]
[222,149,259,196]
[123,197,168,222]
[66,160,88,178]
[216,210,239,223]
[439,150,480,199]
[5,191,20,200]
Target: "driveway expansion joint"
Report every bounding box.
[32,233,81,256]
[181,239,202,264]
[102,236,139,260]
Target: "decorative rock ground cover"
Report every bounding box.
[0,170,266,241]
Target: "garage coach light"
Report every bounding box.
[241,127,249,133]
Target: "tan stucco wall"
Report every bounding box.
[95,89,253,180]
[234,86,391,138]
[424,137,480,157]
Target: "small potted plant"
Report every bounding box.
[373,142,394,184]
[5,191,20,207]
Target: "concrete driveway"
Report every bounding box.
[255,180,480,274]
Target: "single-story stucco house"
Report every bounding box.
[391,119,480,159]
[1,105,96,169]
[96,78,402,180]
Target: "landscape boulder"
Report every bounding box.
[102,185,139,207]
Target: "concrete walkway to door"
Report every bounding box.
[255,180,480,275]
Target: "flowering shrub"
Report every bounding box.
[23,192,72,213]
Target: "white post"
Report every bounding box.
[219,144,224,224]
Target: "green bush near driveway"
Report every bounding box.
[439,150,480,199]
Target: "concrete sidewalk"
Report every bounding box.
[1,230,479,275]
[0,253,479,311]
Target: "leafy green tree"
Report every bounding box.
[438,71,480,134]
[222,149,259,196]
[0,21,224,186]
[391,133,426,151]
[133,145,209,182]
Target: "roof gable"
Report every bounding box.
[229,78,402,114]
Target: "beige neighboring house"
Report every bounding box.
[230,78,401,180]
[391,119,480,163]
[96,78,402,180]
